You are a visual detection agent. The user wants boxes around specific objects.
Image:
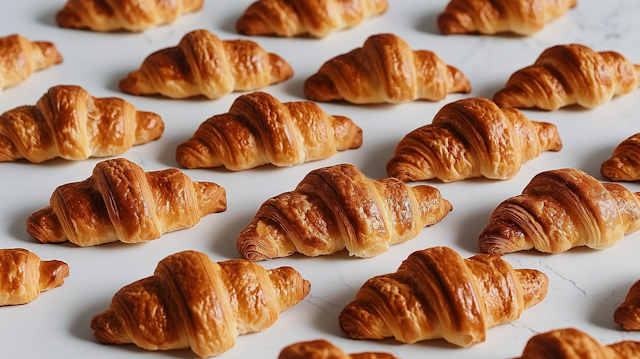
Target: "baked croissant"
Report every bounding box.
[56,0,204,32]
[494,44,640,110]
[614,279,640,330]
[438,0,577,36]
[303,33,471,104]
[479,168,640,254]
[91,250,310,358]
[237,163,452,260]
[601,134,640,182]
[386,98,562,182]
[236,0,388,38]
[26,158,226,247]
[339,246,548,347]
[176,92,363,171]
[0,248,69,306]
[0,34,62,91]
[278,340,398,359]
[0,85,164,163]
[119,30,293,99]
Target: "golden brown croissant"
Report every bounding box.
[26,158,226,247]
[176,92,363,171]
[339,246,548,347]
[386,98,562,182]
[0,248,69,306]
[278,340,398,359]
[236,0,388,38]
[614,279,640,331]
[494,44,640,110]
[119,30,293,99]
[479,168,640,254]
[91,250,310,358]
[303,33,471,104]
[601,134,640,182]
[0,34,62,91]
[56,0,204,32]
[237,163,452,260]
[0,85,164,163]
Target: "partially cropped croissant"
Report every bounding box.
[304,33,471,104]
[479,168,640,254]
[614,279,640,331]
[176,92,362,171]
[494,44,640,110]
[119,30,293,99]
[278,340,398,359]
[27,158,226,246]
[601,134,640,181]
[0,85,164,163]
[0,34,62,91]
[91,250,310,358]
[387,98,562,182]
[339,246,548,347]
[236,0,388,38]
[0,249,69,306]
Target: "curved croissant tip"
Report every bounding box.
[91,309,130,344]
[55,7,84,29]
[303,73,342,102]
[614,304,640,330]
[478,234,510,255]
[437,13,470,35]
[119,72,149,96]
[269,53,294,84]
[601,159,637,182]
[175,143,204,169]
[26,207,67,244]
[236,13,270,36]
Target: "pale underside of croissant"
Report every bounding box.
[91,251,310,358]
[236,0,388,38]
[339,246,548,347]
[494,44,640,110]
[601,134,640,182]
[479,168,640,254]
[0,249,69,306]
[303,33,471,104]
[119,30,294,99]
[0,85,164,163]
[0,34,62,91]
[176,92,363,171]
[56,0,204,32]
[387,97,562,182]
[237,164,452,260]
[26,158,227,247]
[278,340,398,359]
[614,279,640,331]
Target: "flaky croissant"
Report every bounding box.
[237,163,452,260]
[339,246,548,347]
[0,34,62,91]
[278,340,398,359]
[494,44,640,110]
[304,33,471,104]
[27,158,226,247]
[119,30,293,99]
[91,250,310,358]
[0,85,164,163]
[601,134,640,181]
[236,0,388,38]
[479,168,640,254]
[0,248,69,306]
[614,279,640,331]
[176,92,362,171]
[386,98,562,182]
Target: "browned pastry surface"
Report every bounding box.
[494,44,640,110]
[176,92,362,171]
[0,34,62,91]
[26,158,226,246]
[614,279,640,330]
[387,98,562,182]
[479,168,640,254]
[237,163,452,260]
[91,250,310,358]
[0,85,163,163]
[303,33,471,104]
[602,134,640,181]
[278,340,398,359]
[339,246,548,347]
[119,29,293,99]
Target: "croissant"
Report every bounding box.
[56,0,204,32]
[0,34,62,91]
[278,340,398,359]
[494,44,640,110]
[91,250,310,358]
[601,134,640,181]
[614,279,640,330]
[237,163,452,260]
[236,0,388,38]
[339,246,548,347]
[386,98,562,182]
[0,248,69,306]
[26,158,227,246]
[176,92,363,171]
[119,30,293,99]
[479,168,640,254]
[0,85,164,163]
[303,33,471,104]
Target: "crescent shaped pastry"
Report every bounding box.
[614,279,640,331]
[0,34,62,91]
[601,133,640,182]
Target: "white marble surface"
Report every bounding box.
[1,1,640,358]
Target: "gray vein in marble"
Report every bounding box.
[543,263,587,297]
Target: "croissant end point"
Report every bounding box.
[493,88,530,109]
[269,54,294,84]
[55,7,83,29]
[614,305,640,330]
[175,144,202,169]
[26,207,67,244]
[39,260,70,291]
[478,234,510,255]
[91,309,130,344]
[236,13,269,36]
[119,72,147,96]
[437,13,469,35]
[601,160,636,182]
[303,73,342,102]
[35,42,63,64]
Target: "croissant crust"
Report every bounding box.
[0,34,62,91]
[278,340,398,359]
[601,134,640,182]
[614,279,640,331]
